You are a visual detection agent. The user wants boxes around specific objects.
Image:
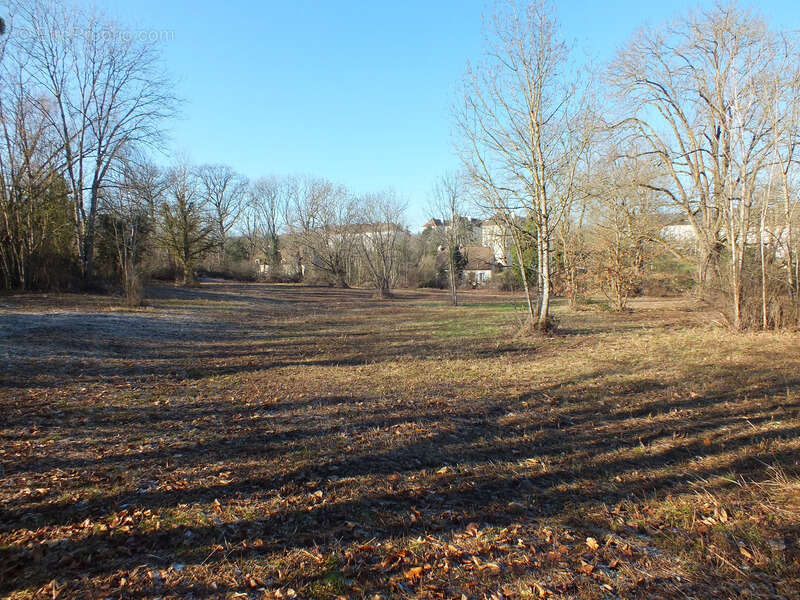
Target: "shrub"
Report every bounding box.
[491,268,523,292]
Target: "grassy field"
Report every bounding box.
[1,282,799,599]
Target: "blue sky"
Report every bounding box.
[97,0,800,229]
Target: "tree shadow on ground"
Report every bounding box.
[1,284,798,598]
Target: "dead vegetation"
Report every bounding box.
[1,282,799,599]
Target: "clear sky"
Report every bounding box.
[95,0,800,229]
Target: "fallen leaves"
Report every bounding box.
[3,284,800,599]
[481,561,502,574]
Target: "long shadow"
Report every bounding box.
[4,371,798,532]
[2,284,799,596]
[3,428,798,595]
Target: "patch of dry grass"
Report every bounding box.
[1,282,798,599]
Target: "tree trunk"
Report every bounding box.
[535,224,543,316]
[537,218,551,331]
[182,265,194,286]
[448,249,458,306]
[83,183,101,283]
[511,230,535,323]
[333,272,349,288]
[376,278,392,299]
[760,216,768,330]
[84,228,95,284]
[784,189,795,298]
[729,235,743,331]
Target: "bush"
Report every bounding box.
[149,262,181,282]
[123,270,145,307]
[410,255,444,289]
[705,259,800,330]
[640,256,696,297]
[260,270,302,284]
[490,268,524,292]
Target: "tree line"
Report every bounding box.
[2,0,798,330]
[0,0,174,291]
[0,0,411,300]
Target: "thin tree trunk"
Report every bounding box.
[535,222,543,316]
[760,210,769,329]
[448,250,458,306]
[510,229,534,322]
[784,188,795,297]
[729,220,743,331]
[537,216,551,330]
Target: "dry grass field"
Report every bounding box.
[1,282,799,599]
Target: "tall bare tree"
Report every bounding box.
[466,180,536,319]
[287,176,357,287]
[763,39,800,304]
[610,3,799,329]
[196,164,248,264]
[246,176,284,273]
[456,0,592,330]
[14,0,175,283]
[357,191,406,298]
[102,158,154,305]
[430,173,468,306]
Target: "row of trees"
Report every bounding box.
[454,0,800,330]
[104,151,672,309]
[0,0,410,299]
[0,0,177,291]
[4,0,797,330]
[98,159,412,299]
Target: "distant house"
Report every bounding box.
[479,216,514,267]
[419,216,483,243]
[421,214,515,265]
[435,244,499,286]
[420,217,445,232]
[660,223,698,248]
[462,246,497,285]
[659,221,790,260]
[254,246,303,278]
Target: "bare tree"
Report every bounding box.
[160,163,215,286]
[246,176,284,274]
[196,164,248,264]
[129,160,169,229]
[555,200,589,310]
[466,180,537,319]
[456,0,593,330]
[588,153,662,311]
[287,176,357,287]
[357,190,406,298]
[0,55,68,290]
[15,0,176,283]
[430,173,468,306]
[763,40,800,304]
[102,158,153,305]
[610,3,799,329]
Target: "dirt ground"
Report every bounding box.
[1,282,799,599]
